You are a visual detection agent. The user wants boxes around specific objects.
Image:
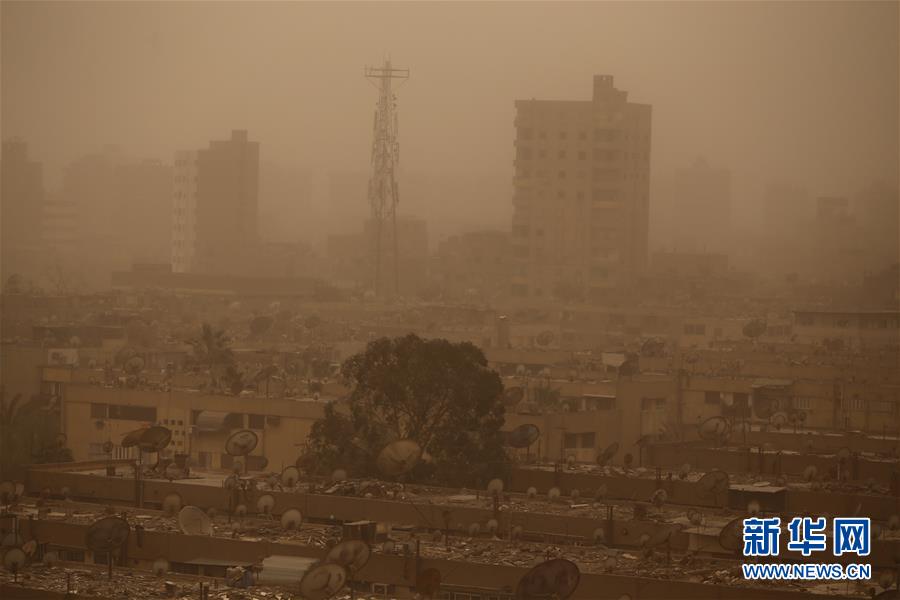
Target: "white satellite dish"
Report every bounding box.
[177,506,212,536]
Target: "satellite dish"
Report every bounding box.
[803,465,818,481]
[570,489,580,502]
[597,442,619,466]
[487,478,504,495]
[43,551,59,567]
[548,487,561,500]
[515,558,580,600]
[120,428,147,449]
[376,439,422,477]
[888,514,899,531]
[326,540,371,574]
[678,463,691,480]
[0,481,19,506]
[650,488,668,508]
[769,412,789,430]
[138,426,172,452]
[503,387,525,406]
[837,447,852,460]
[152,557,170,576]
[642,524,682,551]
[417,567,442,598]
[594,484,608,501]
[2,547,26,576]
[162,493,183,516]
[164,462,183,481]
[526,487,537,499]
[697,470,730,495]
[698,417,731,443]
[102,440,114,455]
[718,517,744,554]
[486,519,499,534]
[506,424,541,448]
[85,517,130,553]
[281,466,301,487]
[468,523,481,536]
[331,469,347,482]
[281,508,303,530]
[747,500,761,515]
[298,562,348,600]
[177,506,212,536]
[592,527,605,543]
[511,525,523,540]
[235,504,247,517]
[223,474,240,490]
[225,430,259,456]
[687,509,703,526]
[256,494,276,515]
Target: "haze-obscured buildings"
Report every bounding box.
[510,75,652,302]
[172,130,259,275]
[1,138,44,279]
[326,215,429,296]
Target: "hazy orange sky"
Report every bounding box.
[2,1,898,227]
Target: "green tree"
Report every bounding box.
[1,387,72,477]
[188,324,238,391]
[532,382,562,412]
[301,334,507,486]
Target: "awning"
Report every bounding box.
[194,410,232,432]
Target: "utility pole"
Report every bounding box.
[365,59,409,299]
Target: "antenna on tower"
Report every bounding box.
[364,59,409,299]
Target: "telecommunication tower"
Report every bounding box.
[365,59,409,298]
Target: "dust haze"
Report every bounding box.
[3,2,897,275]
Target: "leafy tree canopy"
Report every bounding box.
[301,334,507,486]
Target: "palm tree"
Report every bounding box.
[189,324,237,389]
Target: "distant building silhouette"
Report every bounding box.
[509,75,652,301]
[1,138,44,280]
[172,130,259,274]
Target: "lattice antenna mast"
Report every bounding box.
[365,59,408,298]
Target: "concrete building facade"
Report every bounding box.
[172,130,260,275]
[510,75,652,301]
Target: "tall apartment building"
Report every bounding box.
[172,130,259,274]
[510,75,652,301]
[1,138,44,279]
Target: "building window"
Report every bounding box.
[108,404,157,422]
[793,397,812,410]
[641,398,667,410]
[248,414,265,429]
[564,433,578,449]
[91,403,108,419]
[704,391,722,404]
[684,324,706,335]
[580,432,596,448]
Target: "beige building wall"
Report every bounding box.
[59,383,323,468]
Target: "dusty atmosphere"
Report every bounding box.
[1,2,898,600]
